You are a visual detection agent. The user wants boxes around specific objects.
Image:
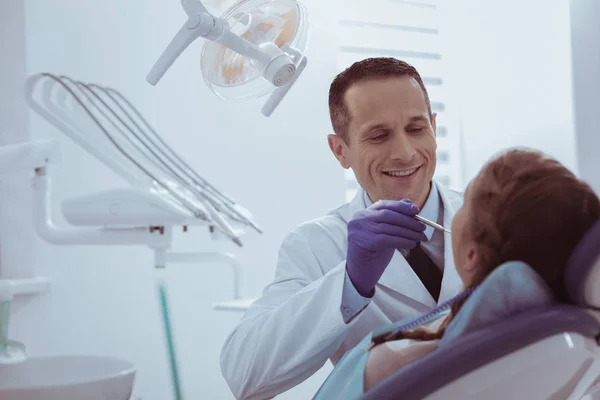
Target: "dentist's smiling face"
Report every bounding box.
[329,76,437,208]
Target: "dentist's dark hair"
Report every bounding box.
[382,148,600,343]
[328,57,432,144]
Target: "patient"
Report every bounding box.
[358,148,600,392]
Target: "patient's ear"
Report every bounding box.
[328,134,351,169]
[461,246,480,283]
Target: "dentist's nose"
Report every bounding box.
[389,132,417,163]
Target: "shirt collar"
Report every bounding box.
[363,183,440,241]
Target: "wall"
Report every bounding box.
[5,0,342,398]
[0,0,589,399]
[0,0,36,282]
[569,0,600,193]
[444,0,578,185]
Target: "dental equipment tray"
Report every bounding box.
[62,188,201,227]
[25,73,261,244]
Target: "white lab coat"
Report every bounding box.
[220,181,464,400]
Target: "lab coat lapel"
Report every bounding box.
[377,250,437,308]
[436,182,464,304]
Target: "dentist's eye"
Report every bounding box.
[407,127,425,134]
[370,132,389,142]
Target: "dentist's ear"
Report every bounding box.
[328,134,351,169]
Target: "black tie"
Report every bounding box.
[406,243,443,302]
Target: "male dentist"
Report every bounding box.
[220,57,464,399]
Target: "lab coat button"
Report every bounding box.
[343,307,352,316]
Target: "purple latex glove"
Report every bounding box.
[346,199,427,297]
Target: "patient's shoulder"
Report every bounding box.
[364,339,440,392]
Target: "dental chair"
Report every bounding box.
[360,219,600,400]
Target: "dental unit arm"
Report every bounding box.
[0,2,309,397]
[18,72,260,308]
[147,0,309,116]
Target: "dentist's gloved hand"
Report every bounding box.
[346,199,427,297]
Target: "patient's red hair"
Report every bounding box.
[384,148,600,342]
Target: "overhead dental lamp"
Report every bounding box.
[147,0,309,116]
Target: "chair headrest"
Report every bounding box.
[565,218,600,310]
[439,261,556,346]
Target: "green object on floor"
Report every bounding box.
[158,281,183,400]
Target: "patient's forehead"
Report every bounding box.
[459,181,478,220]
[463,181,474,201]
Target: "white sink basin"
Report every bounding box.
[0,355,136,400]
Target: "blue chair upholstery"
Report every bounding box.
[440,261,556,345]
[359,219,600,400]
[565,219,600,310]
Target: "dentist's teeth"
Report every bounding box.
[385,168,418,177]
